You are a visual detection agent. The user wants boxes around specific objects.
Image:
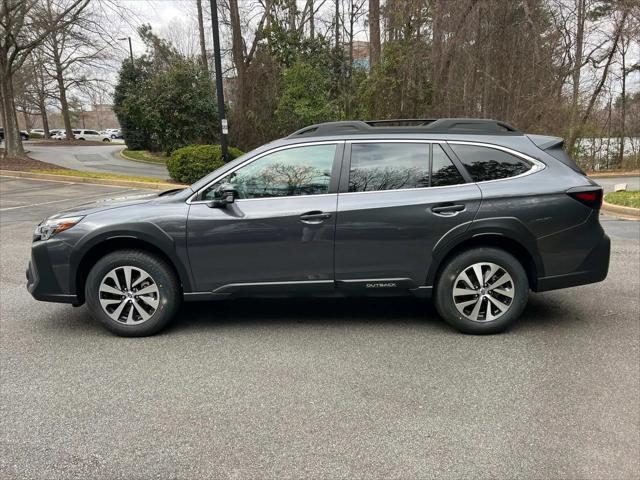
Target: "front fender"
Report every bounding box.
[68,221,193,294]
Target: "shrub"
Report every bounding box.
[29,132,44,139]
[167,144,243,184]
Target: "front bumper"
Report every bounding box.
[26,241,79,304]
[534,233,611,292]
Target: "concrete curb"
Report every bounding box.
[119,148,168,166]
[602,200,640,220]
[588,172,640,178]
[0,169,185,191]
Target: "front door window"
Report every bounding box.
[202,144,337,201]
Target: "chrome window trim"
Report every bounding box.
[220,193,337,204]
[187,140,343,204]
[339,183,475,196]
[188,138,546,203]
[212,279,333,293]
[344,139,546,195]
[349,139,438,144]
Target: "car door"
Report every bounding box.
[334,141,482,291]
[186,142,344,294]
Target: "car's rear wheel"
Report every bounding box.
[434,247,528,334]
[85,250,181,336]
[102,138,110,142]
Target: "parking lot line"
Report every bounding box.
[0,188,135,211]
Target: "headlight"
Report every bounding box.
[34,216,84,240]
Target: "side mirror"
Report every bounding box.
[207,182,238,208]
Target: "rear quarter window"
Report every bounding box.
[450,144,531,182]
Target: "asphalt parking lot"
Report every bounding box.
[25,142,169,179]
[1,176,639,479]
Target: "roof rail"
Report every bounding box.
[287,118,521,138]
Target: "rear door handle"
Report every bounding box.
[300,211,332,224]
[431,204,465,216]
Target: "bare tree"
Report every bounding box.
[0,0,89,157]
[566,6,630,153]
[39,0,111,140]
[368,0,380,68]
[196,0,209,73]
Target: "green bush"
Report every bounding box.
[167,144,243,184]
[29,132,44,139]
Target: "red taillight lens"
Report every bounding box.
[567,188,603,209]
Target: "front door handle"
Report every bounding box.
[300,211,332,224]
[431,204,465,216]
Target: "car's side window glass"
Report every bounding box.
[449,144,531,182]
[431,144,466,187]
[201,144,336,201]
[348,143,429,192]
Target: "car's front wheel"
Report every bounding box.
[85,250,181,336]
[434,247,529,334]
[102,138,110,142]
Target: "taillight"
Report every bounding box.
[567,188,603,209]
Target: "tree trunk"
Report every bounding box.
[228,0,246,124]
[22,109,33,131]
[567,8,628,153]
[288,0,296,31]
[368,0,380,68]
[618,34,627,167]
[40,102,51,138]
[335,0,340,48]
[308,0,315,39]
[196,0,209,74]
[0,68,25,157]
[53,48,73,139]
[567,0,585,153]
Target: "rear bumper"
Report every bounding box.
[26,243,79,304]
[534,233,610,292]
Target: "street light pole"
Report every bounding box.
[118,37,134,66]
[127,37,134,66]
[208,0,229,161]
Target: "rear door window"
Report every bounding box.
[431,144,466,187]
[449,144,531,182]
[348,143,466,192]
[348,143,429,192]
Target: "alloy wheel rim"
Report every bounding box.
[452,262,514,322]
[98,266,159,325]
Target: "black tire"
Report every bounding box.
[434,247,529,334]
[102,138,110,142]
[85,249,181,337]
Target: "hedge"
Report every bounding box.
[167,144,243,184]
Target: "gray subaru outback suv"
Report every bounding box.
[27,118,610,336]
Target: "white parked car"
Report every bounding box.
[103,128,122,139]
[29,128,45,135]
[52,129,111,142]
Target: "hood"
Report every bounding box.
[50,191,161,219]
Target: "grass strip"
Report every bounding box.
[33,168,173,184]
[122,150,168,164]
[605,190,640,209]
